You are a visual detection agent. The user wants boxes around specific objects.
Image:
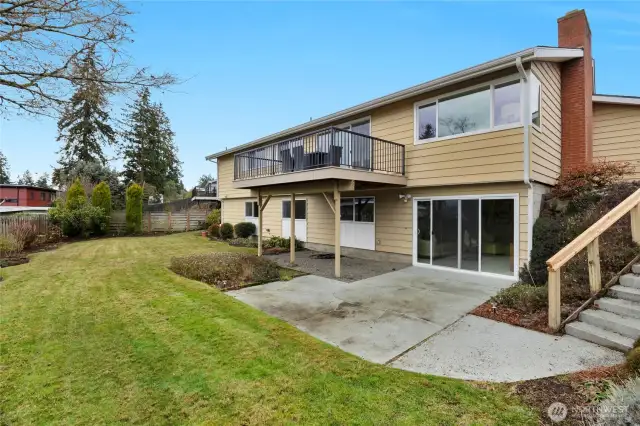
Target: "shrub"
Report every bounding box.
[49,204,107,238]
[520,216,568,286]
[219,223,234,240]
[9,222,37,250]
[169,252,280,290]
[551,160,633,200]
[234,222,256,238]
[0,236,21,257]
[207,223,220,238]
[205,209,221,227]
[125,183,143,234]
[491,284,548,312]
[627,347,640,373]
[66,178,87,210]
[228,238,258,248]
[91,182,112,234]
[262,235,304,251]
[595,376,640,425]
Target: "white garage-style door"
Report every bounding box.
[340,197,375,250]
[282,199,307,242]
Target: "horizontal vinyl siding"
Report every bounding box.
[593,103,640,180]
[222,197,284,237]
[371,99,525,186]
[218,155,251,199]
[530,61,562,185]
[307,195,334,245]
[370,184,529,268]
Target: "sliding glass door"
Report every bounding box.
[413,196,516,276]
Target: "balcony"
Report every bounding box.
[232,127,406,189]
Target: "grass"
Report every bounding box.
[0,233,537,425]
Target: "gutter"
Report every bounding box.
[206,46,583,160]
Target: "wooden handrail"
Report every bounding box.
[547,188,640,271]
[546,187,640,329]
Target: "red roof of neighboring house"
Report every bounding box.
[0,184,57,192]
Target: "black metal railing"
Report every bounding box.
[191,186,217,197]
[233,127,405,180]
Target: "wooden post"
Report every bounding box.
[548,268,561,330]
[587,237,601,293]
[168,211,172,232]
[258,189,263,257]
[186,210,191,231]
[334,181,341,278]
[147,212,152,233]
[290,193,296,264]
[631,204,640,244]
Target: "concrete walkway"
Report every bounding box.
[229,268,624,382]
[390,315,624,382]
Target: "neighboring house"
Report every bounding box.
[0,184,56,207]
[191,180,218,201]
[206,10,639,281]
[0,206,50,215]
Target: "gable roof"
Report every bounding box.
[206,46,583,160]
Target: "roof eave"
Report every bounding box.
[206,46,583,160]
[593,94,640,106]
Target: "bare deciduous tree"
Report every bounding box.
[0,0,175,116]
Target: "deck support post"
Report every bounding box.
[290,193,296,264]
[548,268,561,330]
[257,189,263,257]
[334,181,341,278]
[631,204,640,244]
[587,238,601,293]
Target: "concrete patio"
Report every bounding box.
[228,267,624,382]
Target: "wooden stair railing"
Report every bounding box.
[546,187,640,330]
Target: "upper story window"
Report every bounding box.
[415,76,522,143]
[40,192,45,201]
[530,74,541,129]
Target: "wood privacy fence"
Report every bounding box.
[0,215,50,236]
[110,210,209,234]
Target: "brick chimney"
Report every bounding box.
[558,9,593,173]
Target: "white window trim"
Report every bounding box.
[337,116,371,132]
[340,196,376,223]
[413,74,524,145]
[411,193,520,279]
[529,71,543,133]
[244,200,259,218]
[281,198,307,220]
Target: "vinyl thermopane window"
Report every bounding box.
[416,78,522,143]
[530,74,542,128]
[245,201,259,218]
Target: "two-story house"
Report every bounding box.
[206,10,640,281]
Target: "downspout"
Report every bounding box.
[516,56,534,261]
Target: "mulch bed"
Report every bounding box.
[471,302,552,333]
[512,364,631,425]
[0,256,29,268]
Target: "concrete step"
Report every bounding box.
[579,309,640,340]
[565,321,634,352]
[619,274,640,289]
[596,297,640,319]
[632,264,640,274]
[609,285,640,303]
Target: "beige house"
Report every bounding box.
[206,10,640,282]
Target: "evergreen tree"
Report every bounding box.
[0,151,9,184]
[121,88,182,196]
[17,170,35,185]
[55,47,116,177]
[35,173,51,189]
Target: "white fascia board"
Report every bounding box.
[532,47,583,61]
[593,94,640,106]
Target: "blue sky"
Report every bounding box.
[1,1,639,188]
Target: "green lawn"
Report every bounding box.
[0,233,537,425]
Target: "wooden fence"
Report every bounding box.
[110,210,209,234]
[0,215,50,236]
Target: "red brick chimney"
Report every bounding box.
[558,9,593,173]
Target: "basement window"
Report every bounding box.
[245,201,259,218]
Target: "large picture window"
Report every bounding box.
[245,201,259,218]
[416,77,522,143]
